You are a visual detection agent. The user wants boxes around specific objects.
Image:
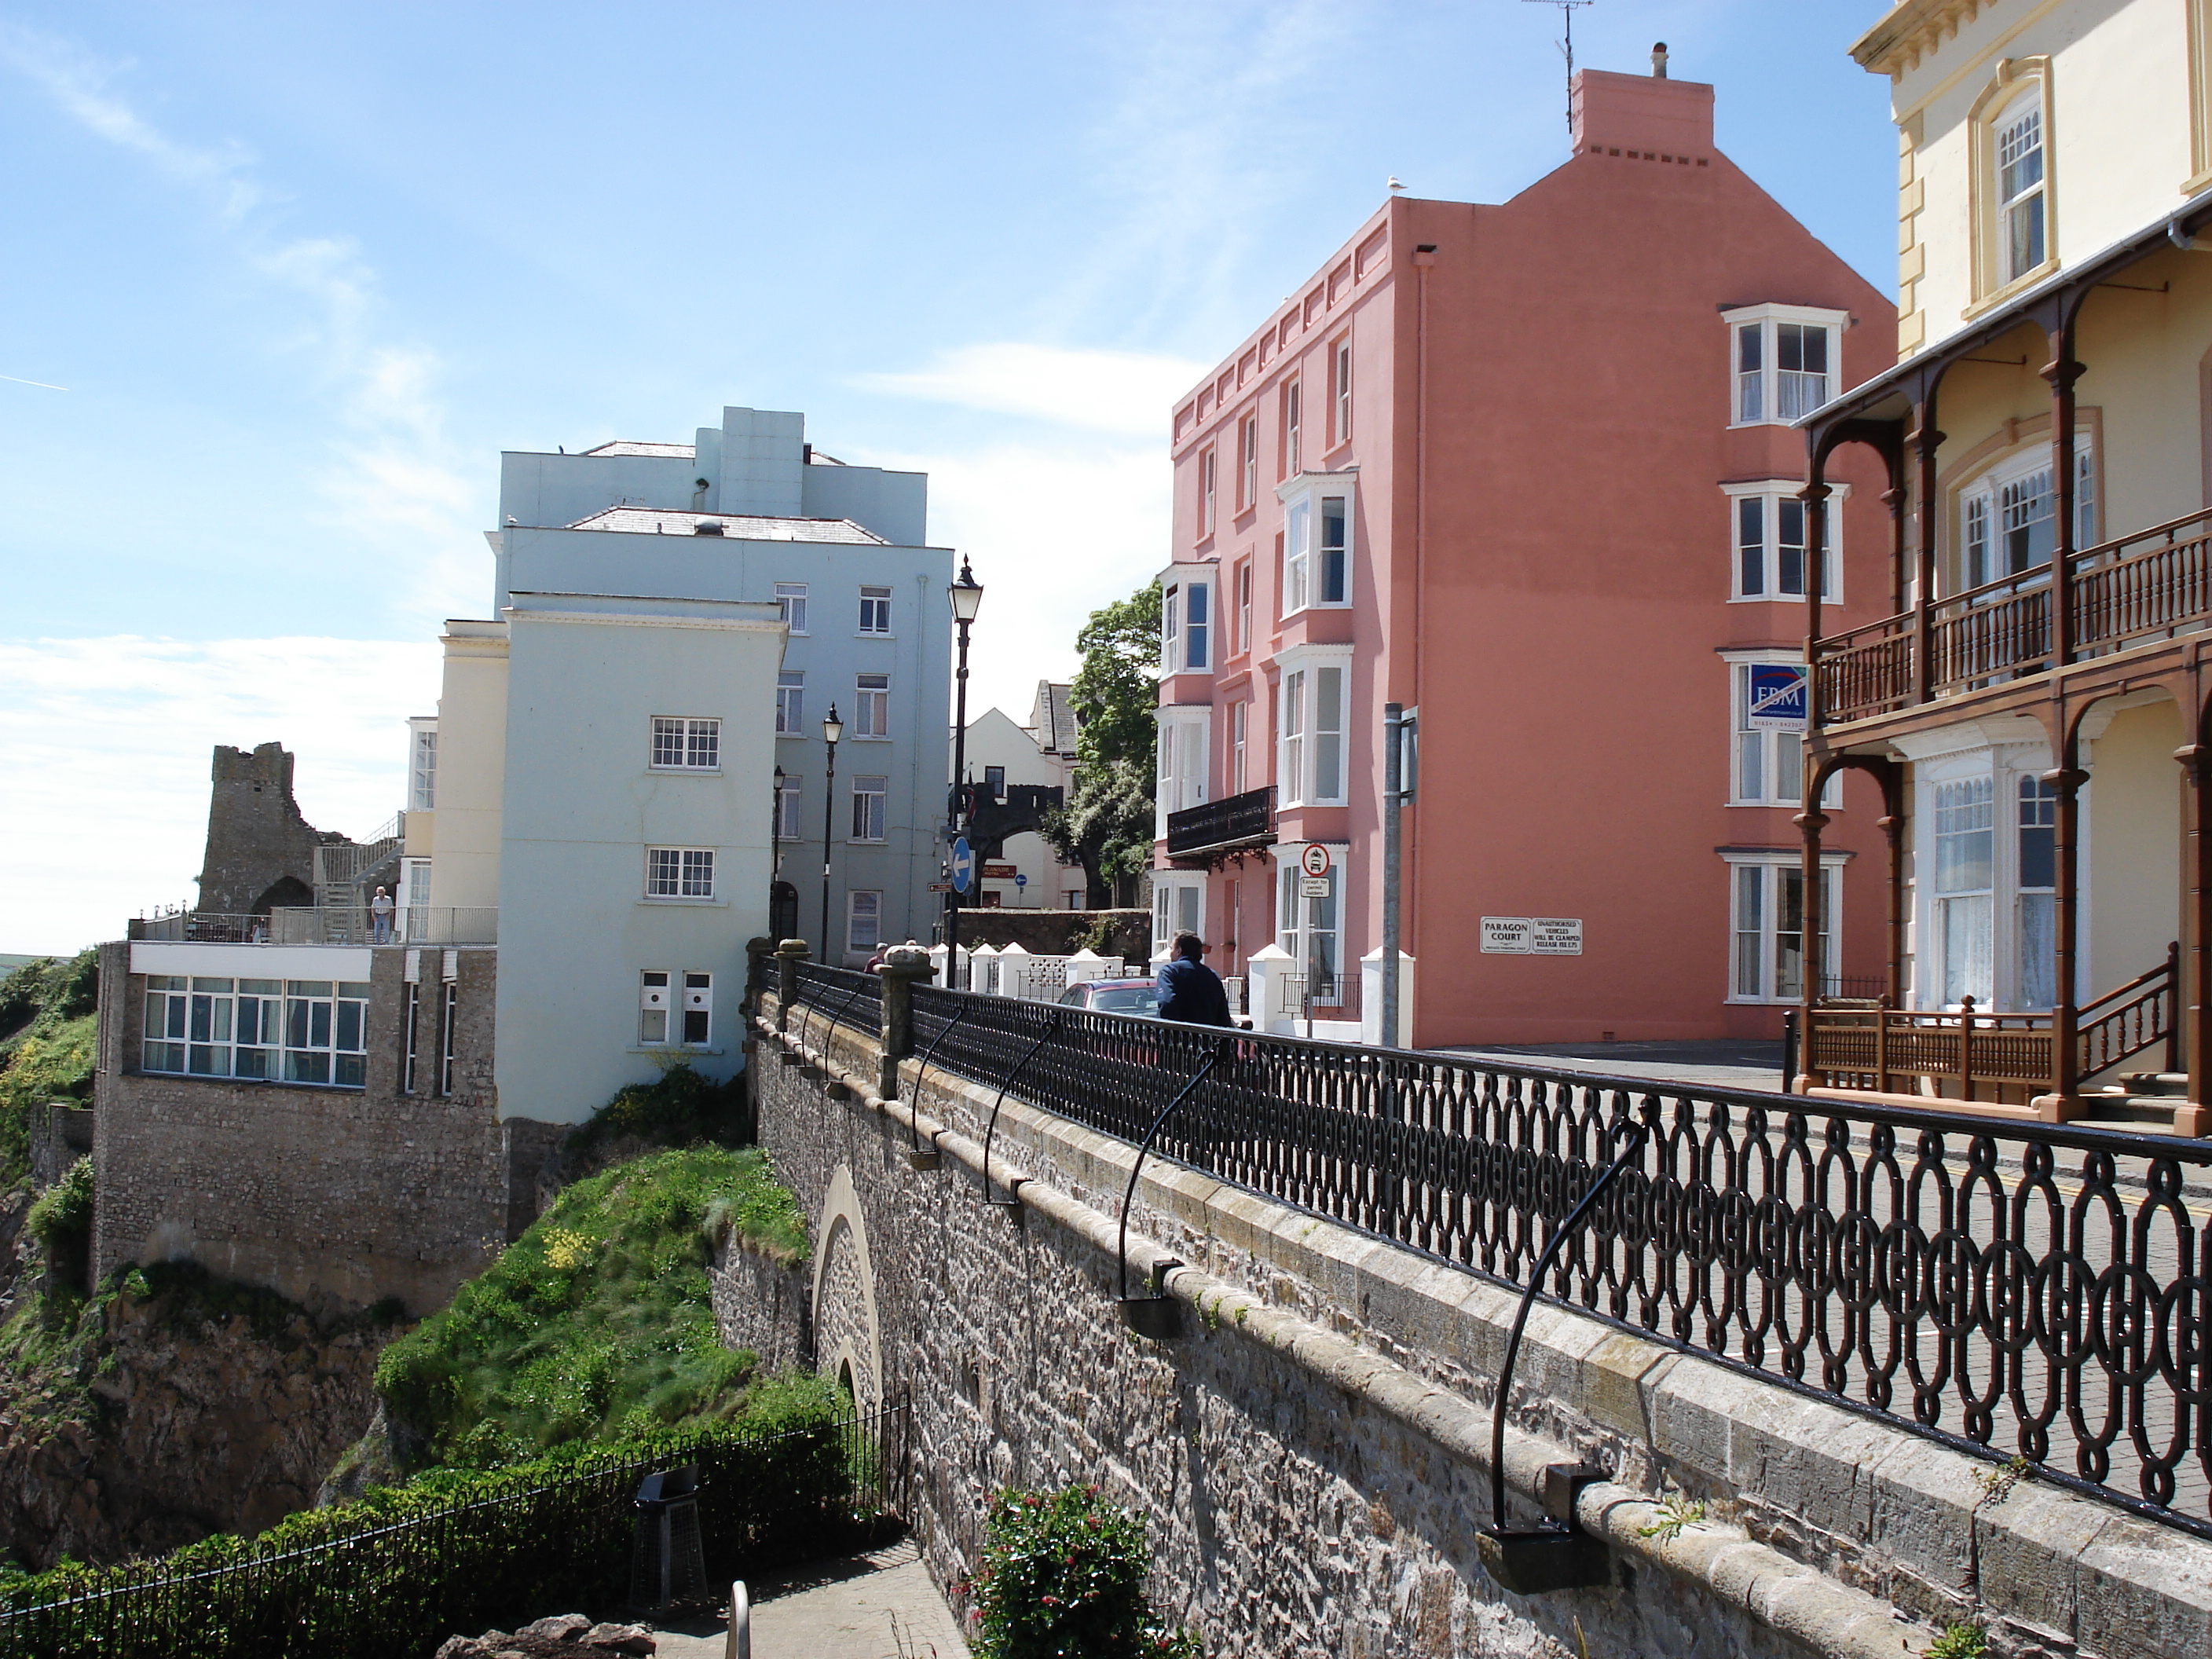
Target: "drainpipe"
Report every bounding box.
[1382,701,1403,1045]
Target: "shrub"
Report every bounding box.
[25,1158,93,1287]
[562,1063,744,1158]
[970,1483,1200,1658]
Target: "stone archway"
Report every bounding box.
[810,1164,882,1416]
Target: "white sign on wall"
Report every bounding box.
[1481,917,1584,955]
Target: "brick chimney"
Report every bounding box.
[1569,67,1714,159]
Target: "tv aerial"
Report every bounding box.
[1522,0,1595,134]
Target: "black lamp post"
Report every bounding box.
[945,558,984,969]
[771,763,787,939]
[819,705,843,957]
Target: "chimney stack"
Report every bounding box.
[1651,42,1669,79]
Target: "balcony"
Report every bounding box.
[129,906,498,946]
[1165,785,1276,860]
[1815,509,2212,726]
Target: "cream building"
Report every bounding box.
[1794,0,2212,1134]
[959,683,1085,910]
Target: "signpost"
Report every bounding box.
[1300,844,1333,878]
[950,837,975,896]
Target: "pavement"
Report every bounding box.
[650,1537,971,1659]
[1439,1038,1786,1093]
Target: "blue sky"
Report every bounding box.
[0,2,1895,954]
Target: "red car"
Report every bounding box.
[1055,976,1163,1018]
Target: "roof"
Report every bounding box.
[578,441,696,459]
[560,507,889,544]
[1850,1,1980,77]
[1031,681,1078,754]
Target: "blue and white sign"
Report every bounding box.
[1014,873,1027,890]
[1746,663,1808,731]
[950,836,975,895]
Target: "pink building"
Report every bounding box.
[1154,65,1897,1049]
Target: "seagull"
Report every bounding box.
[1386,176,1405,192]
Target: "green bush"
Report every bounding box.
[0,950,99,1188]
[562,1063,745,1157]
[25,1158,93,1287]
[374,1146,807,1468]
[969,1483,1200,1658]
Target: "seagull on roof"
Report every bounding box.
[1387,176,1405,192]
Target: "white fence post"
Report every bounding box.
[1361,947,1415,1047]
[968,942,999,995]
[1246,943,1295,1036]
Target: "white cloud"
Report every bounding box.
[858,343,1209,439]
[0,637,440,956]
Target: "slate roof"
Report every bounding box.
[561,507,889,544]
[1032,680,1078,754]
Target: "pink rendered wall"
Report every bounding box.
[1162,69,1895,1046]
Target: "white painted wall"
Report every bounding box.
[961,705,1085,909]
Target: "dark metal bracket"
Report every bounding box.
[816,981,872,1100]
[1478,1113,1649,1596]
[902,1003,970,1170]
[979,1012,1063,1208]
[1114,1038,1230,1336]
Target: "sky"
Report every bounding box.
[0,2,1897,956]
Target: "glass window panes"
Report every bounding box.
[411,728,438,810]
[776,775,802,840]
[775,581,808,633]
[859,585,892,633]
[1185,584,1209,669]
[1997,103,2045,283]
[146,976,365,1086]
[1281,670,1306,806]
[851,775,888,841]
[639,969,670,1044]
[1774,324,1829,419]
[682,971,712,1045]
[1313,666,1345,802]
[776,672,805,735]
[1729,863,1834,1001]
[847,891,883,954]
[1320,498,1347,602]
[855,673,889,737]
[651,717,720,769]
[1284,499,1310,612]
[1935,777,1995,1006]
[646,847,715,898]
[1738,497,1764,596]
[1735,324,1763,422]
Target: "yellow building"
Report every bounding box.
[1797,0,2212,1134]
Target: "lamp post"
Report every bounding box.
[946,558,984,969]
[771,763,787,939]
[820,705,843,958]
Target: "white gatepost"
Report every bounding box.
[1360,947,1415,1048]
[1244,943,1295,1037]
[928,943,969,988]
[1063,947,1108,989]
[968,942,999,995]
[996,940,1030,998]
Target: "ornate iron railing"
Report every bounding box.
[1815,509,2212,725]
[781,974,2212,1537]
[1164,785,1276,859]
[792,961,883,1041]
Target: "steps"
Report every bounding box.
[2078,1072,2203,1135]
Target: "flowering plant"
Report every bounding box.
[969,1483,1201,1657]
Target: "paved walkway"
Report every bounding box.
[650,1538,972,1659]
[1441,1038,1786,1093]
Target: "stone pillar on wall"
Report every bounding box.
[775,938,809,1030]
[1359,948,1415,1048]
[877,944,932,1101]
[1246,943,1293,1035]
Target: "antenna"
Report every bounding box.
[1522,0,1595,134]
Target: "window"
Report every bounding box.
[651,716,720,770]
[640,967,713,1049]
[410,726,438,811]
[1276,852,1342,1005]
[1200,446,1218,537]
[1185,584,1209,669]
[776,774,802,840]
[776,672,805,735]
[646,846,716,899]
[1284,500,1311,613]
[1278,661,1347,807]
[1281,672,1305,807]
[1729,489,1833,599]
[1283,379,1302,476]
[851,774,887,841]
[1240,415,1258,508]
[1319,497,1347,603]
[1995,98,2046,286]
[1960,447,2094,589]
[142,975,368,1086]
[403,976,422,1092]
[775,581,809,635]
[1231,701,1247,794]
[859,585,892,634]
[682,972,712,1045]
[1333,340,1353,445]
[1727,862,1837,1002]
[1155,711,1209,834]
[439,972,458,1096]
[1236,561,1251,654]
[2017,776,2057,1009]
[1163,584,1178,666]
[1152,878,1203,954]
[1313,666,1344,802]
[847,890,883,956]
[1934,776,1995,1006]
[983,764,1005,800]
[1727,307,1843,427]
[854,673,890,738]
[639,969,672,1045]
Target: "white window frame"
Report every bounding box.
[854,672,891,739]
[1199,445,1218,538]
[1994,90,2048,289]
[1274,646,1352,808]
[858,584,893,635]
[1723,304,1845,429]
[1276,474,1354,615]
[408,719,438,811]
[1723,855,1843,1004]
[846,890,884,957]
[776,773,803,840]
[1722,480,1844,602]
[850,773,888,842]
[651,716,721,771]
[141,973,369,1088]
[639,969,673,1046]
[1230,699,1247,795]
[1282,379,1302,477]
[680,970,714,1046]
[645,845,716,900]
[1154,705,1211,837]
[1151,873,1206,955]
[1956,440,2096,593]
[1235,559,1252,654]
[1239,414,1258,510]
[1273,842,1346,1005]
[775,581,809,635]
[775,671,805,736]
[1332,339,1353,447]
[1722,653,1838,809]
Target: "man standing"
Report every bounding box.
[370,884,394,944]
[1156,931,1232,1027]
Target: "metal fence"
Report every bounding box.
[0,1402,908,1659]
[783,972,2212,1540]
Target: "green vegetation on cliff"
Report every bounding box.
[0,951,97,1185]
[375,1146,808,1469]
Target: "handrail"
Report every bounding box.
[978,1011,1064,1205]
[905,1002,970,1155]
[1115,1038,1232,1303]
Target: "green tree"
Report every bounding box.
[1042,580,1161,908]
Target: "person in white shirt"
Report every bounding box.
[370,885,395,944]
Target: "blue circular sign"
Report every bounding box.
[950,836,975,895]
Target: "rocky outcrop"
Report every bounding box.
[434,1614,657,1657]
[0,1272,387,1568]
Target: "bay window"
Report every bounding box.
[1276,650,1350,808]
[1726,483,1837,600]
[1163,579,1212,673]
[1934,776,1995,1007]
[1959,445,2095,590]
[1725,305,1845,427]
[1726,859,1839,1003]
[1275,846,1344,1005]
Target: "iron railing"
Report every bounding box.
[128,909,498,947]
[0,1401,908,1659]
[782,974,2212,1539]
[793,962,883,1038]
[1164,785,1276,859]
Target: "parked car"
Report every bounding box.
[1056,977,1163,1018]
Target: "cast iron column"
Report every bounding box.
[820,708,840,959]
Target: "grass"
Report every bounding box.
[0,950,98,1187]
[374,1145,809,1469]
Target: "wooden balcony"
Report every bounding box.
[1165,785,1276,860]
[1815,509,2212,727]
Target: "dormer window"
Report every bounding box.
[1725,305,1844,427]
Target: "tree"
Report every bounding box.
[1042,580,1161,908]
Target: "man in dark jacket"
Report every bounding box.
[1156,931,1232,1026]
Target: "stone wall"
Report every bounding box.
[90,941,509,1316]
[30,1102,93,1188]
[708,1236,810,1377]
[753,996,2212,1659]
[193,742,350,917]
[946,909,1148,961]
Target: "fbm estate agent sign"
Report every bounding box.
[1481,917,1584,955]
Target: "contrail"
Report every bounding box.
[0,374,68,390]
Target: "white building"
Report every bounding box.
[960,682,1086,910]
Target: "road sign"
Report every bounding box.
[927,882,951,892]
[950,836,975,895]
[1746,663,1808,731]
[1015,873,1027,889]
[1299,877,1331,898]
[983,862,1018,879]
[1300,844,1333,878]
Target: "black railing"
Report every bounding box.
[0,1402,909,1659]
[1164,785,1276,858]
[793,961,883,1039]
[778,974,2212,1539]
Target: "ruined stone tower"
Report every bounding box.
[193,742,348,917]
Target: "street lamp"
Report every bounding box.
[771,763,787,937]
[945,558,984,970]
[820,705,843,958]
